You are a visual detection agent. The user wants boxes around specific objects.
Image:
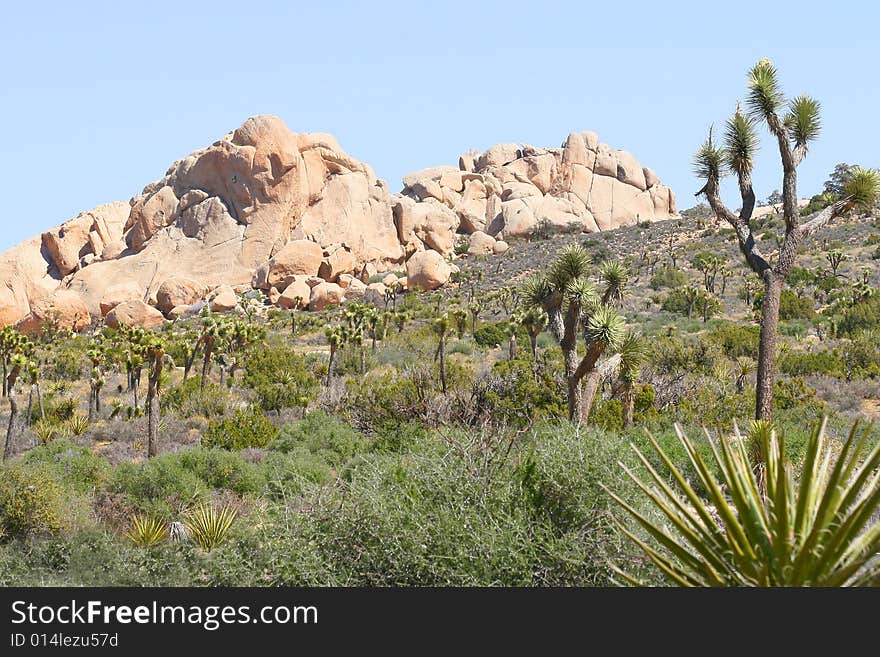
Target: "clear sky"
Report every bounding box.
[1,1,878,251]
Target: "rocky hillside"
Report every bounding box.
[0,115,677,331]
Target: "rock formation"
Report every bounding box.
[0,116,677,331]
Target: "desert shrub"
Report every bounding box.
[589,398,623,432]
[263,451,333,499]
[840,334,880,379]
[0,463,69,539]
[241,346,317,413]
[203,407,279,450]
[706,323,760,359]
[649,266,687,290]
[475,358,565,427]
[649,335,723,376]
[837,295,880,335]
[473,321,509,347]
[22,439,110,492]
[753,288,815,320]
[110,458,208,517]
[780,350,845,378]
[774,376,825,413]
[172,448,264,494]
[371,422,429,454]
[273,411,367,467]
[162,377,229,417]
[787,266,818,286]
[345,372,422,431]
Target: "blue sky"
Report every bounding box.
[1,1,878,251]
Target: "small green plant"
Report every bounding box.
[606,418,880,586]
[203,407,279,450]
[125,514,169,547]
[66,414,90,436]
[184,504,237,550]
[32,420,57,445]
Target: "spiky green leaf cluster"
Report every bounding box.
[607,418,880,586]
[548,244,591,290]
[842,167,880,210]
[693,129,725,181]
[184,504,237,551]
[583,305,625,350]
[125,514,169,548]
[746,58,784,120]
[724,109,759,177]
[786,95,822,146]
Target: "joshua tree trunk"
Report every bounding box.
[438,335,447,394]
[579,353,622,425]
[184,345,200,381]
[36,382,44,420]
[508,334,517,360]
[95,383,101,415]
[147,365,160,458]
[1,360,7,397]
[4,390,17,461]
[26,387,33,428]
[529,333,538,360]
[201,339,214,391]
[360,345,367,375]
[621,382,635,428]
[132,371,140,409]
[326,348,336,387]
[756,274,783,421]
[88,386,97,423]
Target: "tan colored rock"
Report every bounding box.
[588,174,615,230]
[493,240,509,254]
[439,170,464,193]
[406,250,453,291]
[477,143,520,169]
[593,144,618,177]
[393,196,459,256]
[467,231,496,255]
[268,287,281,305]
[318,245,356,282]
[156,277,206,314]
[364,282,387,306]
[15,290,91,335]
[209,285,238,312]
[504,152,556,194]
[337,274,354,289]
[278,278,311,309]
[266,240,323,288]
[168,305,190,320]
[615,151,647,191]
[309,281,345,311]
[359,262,378,283]
[99,281,143,316]
[126,185,179,252]
[343,278,367,300]
[105,300,165,329]
[643,167,660,188]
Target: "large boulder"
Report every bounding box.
[405,250,453,291]
[42,202,129,276]
[105,300,165,329]
[155,277,206,315]
[208,285,238,313]
[467,231,496,255]
[15,290,91,335]
[277,276,311,309]
[265,240,324,288]
[309,281,345,311]
[99,281,144,316]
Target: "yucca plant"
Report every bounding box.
[66,414,90,436]
[606,417,880,586]
[125,514,169,548]
[32,419,57,445]
[184,504,237,551]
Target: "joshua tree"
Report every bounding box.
[324,326,345,386]
[682,285,701,319]
[519,307,548,360]
[734,356,756,393]
[0,325,20,397]
[3,333,33,460]
[450,308,468,340]
[599,261,629,307]
[825,249,847,277]
[393,311,410,333]
[468,301,482,335]
[693,58,879,420]
[24,360,42,428]
[197,312,226,391]
[523,244,625,423]
[432,313,450,394]
[699,291,722,323]
[140,335,168,458]
[719,266,733,295]
[617,330,647,428]
[504,320,518,360]
[290,298,304,334]
[86,345,107,423]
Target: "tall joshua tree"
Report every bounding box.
[432,313,450,394]
[3,333,33,461]
[694,58,879,420]
[616,330,647,429]
[519,307,548,360]
[524,244,625,424]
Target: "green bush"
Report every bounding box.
[162,377,229,417]
[473,322,509,347]
[780,350,844,378]
[371,422,429,454]
[241,346,317,413]
[589,399,623,432]
[110,458,208,517]
[838,295,880,335]
[774,376,824,413]
[263,451,333,499]
[23,440,109,492]
[172,448,264,494]
[476,358,564,427]
[203,407,279,450]
[273,411,367,467]
[753,288,815,320]
[649,266,687,290]
[0,464,69,539]
[706,323,760,358]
